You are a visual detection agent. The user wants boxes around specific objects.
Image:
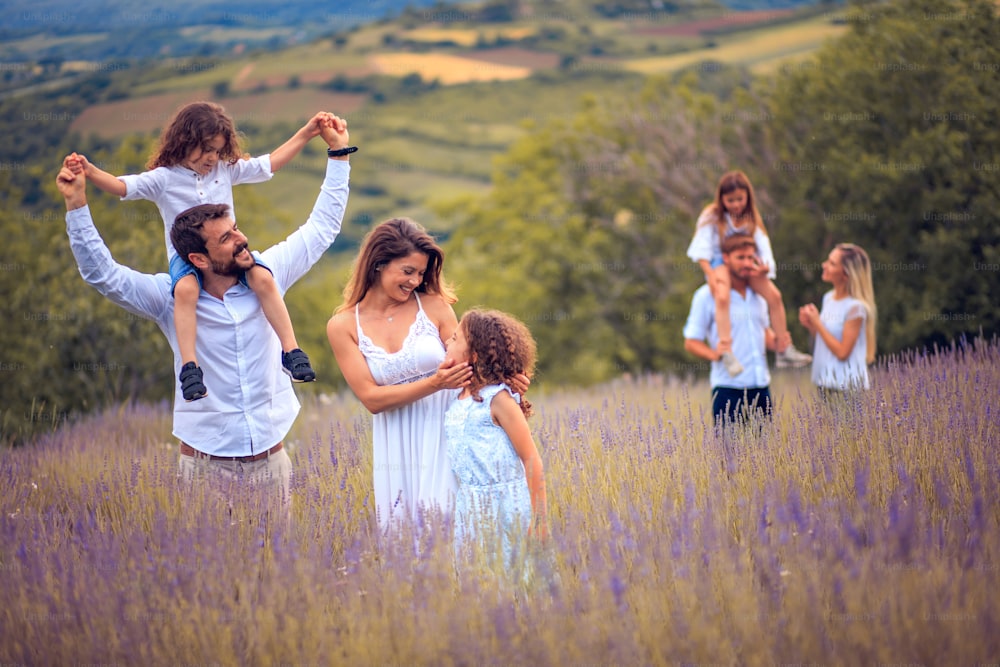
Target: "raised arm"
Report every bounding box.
[58,158,170,321]
[69,152,127,197]
[269,111,335,173]
[257,114,352,291]
[58,159,88,211]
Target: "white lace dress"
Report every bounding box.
[356,293,456,528]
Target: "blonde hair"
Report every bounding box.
[837,243,877,364]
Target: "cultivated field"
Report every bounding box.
[401,26,538,47]
[631,8,798,36]
[55,6,848,239]
[69,89,369,140]
[2,338,998,664]
[623,16,847,75]
[65,8,847,141]
[369,52,533,84]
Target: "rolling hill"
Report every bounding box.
[3,1,849,242]
[68,4,840,207]
[1,0,829,61]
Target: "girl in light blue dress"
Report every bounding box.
[443,309,547,566]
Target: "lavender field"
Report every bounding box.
[2,338,998,666]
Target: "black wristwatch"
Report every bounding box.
[327,146,358,158]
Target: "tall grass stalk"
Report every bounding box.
[2,339,998,665]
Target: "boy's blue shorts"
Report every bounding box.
[168,251,271,295]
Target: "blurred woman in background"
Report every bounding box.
[798,242,877,395]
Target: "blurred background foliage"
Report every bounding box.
[1,0,997,443]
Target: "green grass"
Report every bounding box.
[176,25,296,43]
[0,32,107,59]
[226,43,372,83]
[129,61,248,96]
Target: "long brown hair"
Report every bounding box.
[701,170,767,241]
[836,243,877,364]
[336,218,457,313]
[460,309,536,418]
[147,101,243,170]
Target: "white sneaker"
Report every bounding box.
[776,344,812,369]
[720,351,744,377]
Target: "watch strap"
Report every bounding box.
[327,146,358,157]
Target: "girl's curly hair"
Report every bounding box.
[460,308,537,418]
[147,101,244,170]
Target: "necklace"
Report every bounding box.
[374,304,401,323]
[366,295,406,323]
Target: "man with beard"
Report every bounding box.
[683,233,790,426]
[57,115,353,510]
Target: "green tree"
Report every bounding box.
[441,71,776,384]
[0,136,186,444]
[763,0,1000,353]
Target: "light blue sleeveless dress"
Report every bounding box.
[445,383,532,562]
[356,293,456,528]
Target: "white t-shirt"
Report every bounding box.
[811,291,870,390]
[686,207,776,280]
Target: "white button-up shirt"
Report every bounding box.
[67,160,350,457]
[683,283,771,390]
[119,155,273,265]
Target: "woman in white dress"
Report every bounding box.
[326,218,472,529]
[327,218,530,530]
[798,243,877,394]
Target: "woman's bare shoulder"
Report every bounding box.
[327,309,357,337]
[421,292,457,318]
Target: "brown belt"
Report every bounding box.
[180,441,283,463]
